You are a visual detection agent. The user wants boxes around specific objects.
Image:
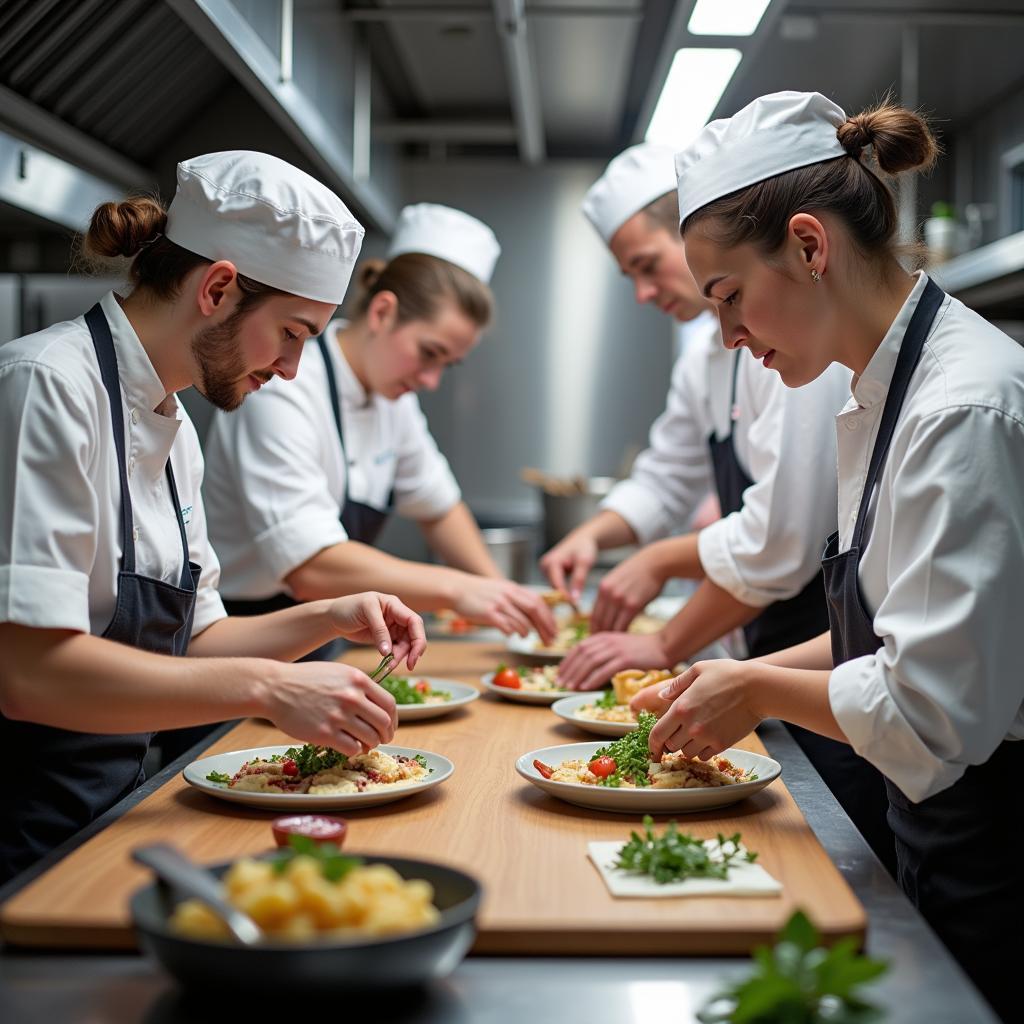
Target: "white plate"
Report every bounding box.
[183,745,454,810]
[550,693,639,737]
[516,742,781,813]
[389,678,480,721]
[480,671,568,705]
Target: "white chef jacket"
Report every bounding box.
[602,313,851,607]
[828,272,1024,803]
[203,319,462,600]
[0,292,226,638]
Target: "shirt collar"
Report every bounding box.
[99,291,180,419]
[327,319,372,408]
[852,271,929,410]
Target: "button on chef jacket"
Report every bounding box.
[203,319,462,600]
[0,292,226,636]
[828,272,1024,804]
[601,311,852,609]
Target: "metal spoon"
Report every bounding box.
[133,844,262,946]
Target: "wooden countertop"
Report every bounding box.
[0,642,865,954]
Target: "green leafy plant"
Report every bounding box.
[594,689,619,709]
[930,201,956,220]
[379,676,427,704]
[614,815,756,884]
[592,711,659,786]
[272,834,362,883]
[283,744,348,776]
[698,911,888,1024]
[205,770,232,785]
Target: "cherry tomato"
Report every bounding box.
[449,617,473,634]
[493,667,521,689]
[281,758,299,777]
[414,680,432,695]
[533,759,554,779]
[271,814,348,848]
[588,756,616,779]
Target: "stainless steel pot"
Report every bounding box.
[480,527,535,583]
[540,476,618,552]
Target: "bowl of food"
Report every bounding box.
[131,843,482,994]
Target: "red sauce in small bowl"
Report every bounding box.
[271,814,348,848]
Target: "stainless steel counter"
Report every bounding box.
[0,722,998,1024]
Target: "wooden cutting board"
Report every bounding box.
[0,641,865,953]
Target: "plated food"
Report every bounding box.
[506,607,669,659]
[379,676,480,721]
[516,714,781,813]
[551,669,678,736]
[184,745,454,810]
[480,665,567,704]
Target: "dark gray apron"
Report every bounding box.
[0,303,199,883]
[709,349,896,877]
[223,335,394,661]
[822,277,1022,1023]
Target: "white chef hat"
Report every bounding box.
[164,151,365,305]
[386,204,501,284]
[581,143,678,244]
[675,91,849,228]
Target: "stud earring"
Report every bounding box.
[810,268,822,283]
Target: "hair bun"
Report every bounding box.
[357,258,387,293]
[84,196,167,260]
[837,102,939,176]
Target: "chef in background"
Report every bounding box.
[204,204,556,653]
[0,151,425,882]
[542,144,894,874]
[638,91,1024,1021]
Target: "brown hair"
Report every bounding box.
[641,190,680,235]
[352,252,493,329]
[81,195,285,307]
[682,100,940,267]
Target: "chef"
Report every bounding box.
[637,91,1024,1021]
[541,145,893,872]
[203,203,556,649]
[0,151,425,883]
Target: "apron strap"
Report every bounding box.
[316,333,347,452]
[163,461,195,589]
[850,278,946,548]
[85,303,137,575]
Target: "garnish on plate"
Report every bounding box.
[590,711,659,787]
[614,815,757,884]
[379,676,451,705]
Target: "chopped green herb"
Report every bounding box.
[591,711,659,787]
[615,815,757,884]
[571,621,590,642]
[594,689,618,709]
[272,834,363,882]
[379,676,426,704]
[412,753,431,772]
[283,744,348,776]
[205,770,232,785]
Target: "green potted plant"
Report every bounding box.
[698,910,888,1023]
[924,201,959,264]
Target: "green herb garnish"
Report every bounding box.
[571,621,590,642]
[412,753,430,772]
[378,676,451,704]
[698,910,888,1023]
[283,744,348,776]
[205,770,232,785]
[594,689,618,709]
[591,711,658,787]
[615,815,757,884]
[272,834,363,883]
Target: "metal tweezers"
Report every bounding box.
[369,652,395,684]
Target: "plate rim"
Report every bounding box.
[479,670,568,703]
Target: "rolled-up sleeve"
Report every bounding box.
[0,360,99,632]
[830,404,1024,802]
[601,348,714,544]
[391,396,461,520]
[214,384,347,583]
[698,362,846,607]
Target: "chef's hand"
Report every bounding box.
[327,592,427,671]
[540,532,598,606]
[558,631,670,692]
[632,659,762,762]
[266,661,398,756]
[454,578,558,644]
[590,547,665,634]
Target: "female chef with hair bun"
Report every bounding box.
[205,204,557,650]
[635,91,1024,1021]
